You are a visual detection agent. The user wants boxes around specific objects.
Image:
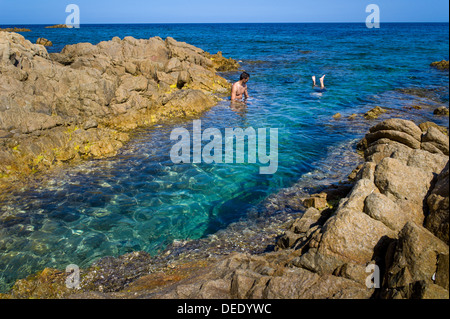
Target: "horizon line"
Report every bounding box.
[1,21,449,26]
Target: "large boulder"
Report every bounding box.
[425,162,449,244]
[364,193,405,231]
[373,157,434,225]
[369,118,422,142]
[382,222,449,299]
[311,208,396,269]
[421,126,449,156]
[262,268,371,299]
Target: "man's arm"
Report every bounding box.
[244,86,249,99]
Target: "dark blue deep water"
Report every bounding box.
[0,23,449,292]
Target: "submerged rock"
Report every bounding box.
[36,38,53,47]
[430,60,449,71]
[434,106,449,116]
[332,113,342,120]
[364,106,387,120]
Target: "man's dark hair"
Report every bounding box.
[240,72,250,80]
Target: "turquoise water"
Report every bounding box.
[0,23,449,292]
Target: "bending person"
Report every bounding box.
[312,75,326,90]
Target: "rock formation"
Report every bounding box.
[36,38,53,47]
[0,32,239,189]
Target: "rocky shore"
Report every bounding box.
[0,31,240,191]
[129,118,448,299]
[1,112,448,299]
[0,32,448,299]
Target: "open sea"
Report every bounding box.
[0,23,449,292]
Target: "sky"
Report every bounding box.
[0,0,449,24]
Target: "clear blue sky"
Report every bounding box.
[0,0,449,24]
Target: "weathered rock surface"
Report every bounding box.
[36,37,53,47]
[132,253,372,299]
[280,118,449,298]
[425,163,449,244]
[422,126,449,155]
[0,32,239,188]
[381,222,449,299]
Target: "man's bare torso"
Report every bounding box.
[232,82,247,100]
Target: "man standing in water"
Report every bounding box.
[231,72,250,101]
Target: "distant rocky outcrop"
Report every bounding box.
[36,37,53,46]
[45,24,69,29]
[0,32,239,188]
[0,27,31,32]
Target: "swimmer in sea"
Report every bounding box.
[312,75,326,91]
[231,72,250,101]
